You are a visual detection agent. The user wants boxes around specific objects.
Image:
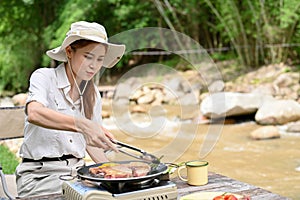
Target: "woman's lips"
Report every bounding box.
[87,71,94,76]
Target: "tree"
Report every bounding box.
[0,0,62,94]
[1,0,300,94]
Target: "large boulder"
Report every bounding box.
[255,99,300,125]
[200,92,274,118]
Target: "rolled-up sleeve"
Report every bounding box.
[26,69,52,114]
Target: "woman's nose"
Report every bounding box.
[89,60,97,68]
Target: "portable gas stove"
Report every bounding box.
[62,175,178,200]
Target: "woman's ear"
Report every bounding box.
[65,46,72,59]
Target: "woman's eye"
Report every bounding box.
[84,55,93,59]
[97,58,104,62]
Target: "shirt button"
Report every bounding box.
[69,139,73,143]
[72,107,75,110]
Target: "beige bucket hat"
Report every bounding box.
[46,21,125,68]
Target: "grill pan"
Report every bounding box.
[77,160,168,183]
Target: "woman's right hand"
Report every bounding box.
[26,101,117,151]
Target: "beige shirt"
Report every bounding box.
[19,63,102,159]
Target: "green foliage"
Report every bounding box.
[0,0,62,94]
[202,0,300,67]
[0,145,19,174]
[210,52,236,62]
[1,0,300,93]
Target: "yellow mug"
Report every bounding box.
[177,160,209,186]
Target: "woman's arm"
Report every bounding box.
[26,101,118,151]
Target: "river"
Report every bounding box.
[103,104,300,200]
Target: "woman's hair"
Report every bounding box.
[70,39,107,119]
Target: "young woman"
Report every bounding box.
[15,21,125,197]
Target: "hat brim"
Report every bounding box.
[46,36,125,68]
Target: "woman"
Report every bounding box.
[15,21,125,197]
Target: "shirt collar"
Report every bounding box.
[55,63,70,89]
[55,63,81,106]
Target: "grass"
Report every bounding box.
[0,144,19,174]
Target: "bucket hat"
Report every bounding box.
[46,21,125,68]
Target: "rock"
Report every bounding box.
[12,93,28,106]
[151,99,162,106]
[278,87,293,99]
[200,92,274,119]
[142,85,151,93]
[0,97,14,107]
[286,120,300,132]
[101,110,110,118]
[131,105,147,113]
[95,63,300,108]
[162,88,177,103]
[151,90,164,106]
[273,73,294,87]
[137,93,154,104]
[130,89,144,101]
[255,99,300,125]
[208,80,225,92]
[250,126,280,140]
[179,79,192,93]
[179,92,199,105]
[163,77,181,91]
[106,91,114,99]
[251,83,275,96]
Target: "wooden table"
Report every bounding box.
[174,172,290,200]
[16,172,290,200]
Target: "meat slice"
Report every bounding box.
[132,166,151,177]
[103,165,133,178]
[89,167,104,176]
[127,162,151,177]
[89,162,152,179]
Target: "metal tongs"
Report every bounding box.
[110,139,161,164]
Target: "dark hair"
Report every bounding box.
[70,39,106,119]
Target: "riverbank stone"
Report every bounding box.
[0,97,15,107]
[255,99,300,125]
[250,126,280,140]
[12,93,27,106]
[200,92,273,119]
[286,120,300,133]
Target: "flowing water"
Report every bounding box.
[103,104,300,200]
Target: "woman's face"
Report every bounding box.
[67,42,106,81]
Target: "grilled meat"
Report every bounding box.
[89,162,151,178]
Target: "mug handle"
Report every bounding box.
[177,165,188,181]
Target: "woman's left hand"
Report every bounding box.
[75,118,118,152]
[101,126,116,141]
